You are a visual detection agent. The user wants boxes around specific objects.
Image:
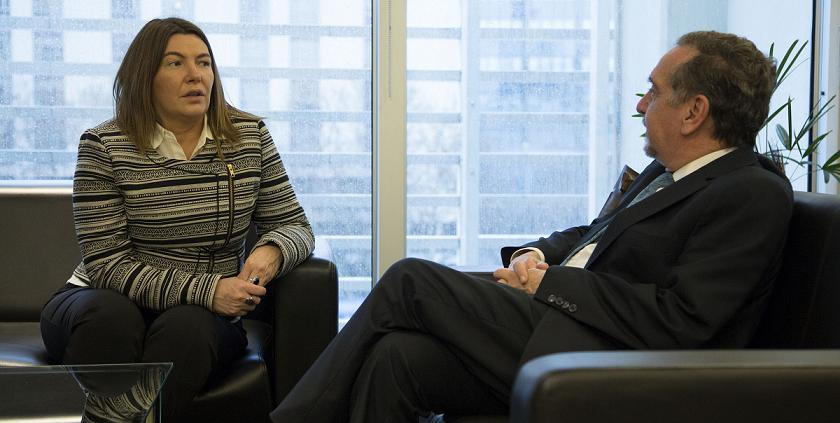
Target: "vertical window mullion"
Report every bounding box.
[373,0,408,280]
[587,0,616,219]
[461,0,480,265]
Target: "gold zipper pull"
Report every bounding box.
[226,163,235,177]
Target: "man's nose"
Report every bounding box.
[636,94,648,114]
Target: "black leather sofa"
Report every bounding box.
[505,191,840,423]
[452,191,840,422]
[0,187,338,422]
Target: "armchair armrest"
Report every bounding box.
[511,350,840,423]
[270,255,338,404]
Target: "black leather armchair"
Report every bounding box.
[186,254,337,422]
[507,191,840,423]
[0,188,338,422]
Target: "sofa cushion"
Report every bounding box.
[0,322,51,366]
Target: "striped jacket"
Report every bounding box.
[71,117,314,311]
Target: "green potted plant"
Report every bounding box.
[760,39,838,184]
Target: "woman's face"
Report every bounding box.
[152,33,214,129]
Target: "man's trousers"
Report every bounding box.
[271,258,550,422]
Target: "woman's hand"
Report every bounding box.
[238,244,283,287]
[211,276,267,316]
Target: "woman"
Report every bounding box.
[39,17,314,420]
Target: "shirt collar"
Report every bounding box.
[672,147,737,182]
[150,115,214,150]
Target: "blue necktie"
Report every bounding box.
[625,171,674,207]
[559,172,674,266]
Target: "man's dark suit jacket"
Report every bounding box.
[501,148,793,363]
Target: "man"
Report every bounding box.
[271,31,793,422]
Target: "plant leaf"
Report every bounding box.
[785,157,811,167]
[796,95,836,137]
[821,163,840,183]
[775,124,791,149]
[787,96,797,153]
[803,131,832,157]
[774,40,807,94]
[763,99,792,128]
[823,148,840,167]
[774,40,797,80]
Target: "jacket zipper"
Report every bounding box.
[222,163,236,248]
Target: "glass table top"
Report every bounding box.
[0,362,172,423]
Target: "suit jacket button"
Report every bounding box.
[547,294,556,303]
[568,304,578,312]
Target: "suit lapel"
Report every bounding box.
[585,148,759,267]
[612,161,666,213]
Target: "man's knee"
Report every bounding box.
[377,257,450,292]
[382,257,432,279]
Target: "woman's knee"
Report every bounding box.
[43,288,146,363]
[147,305,216,340]
[43,287,142,325]
[143,305,245,372]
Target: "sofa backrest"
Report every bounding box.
[751,191,840,348]
[0,188,81,322]
[0,188,273,324]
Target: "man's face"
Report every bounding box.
[635,46,697,165]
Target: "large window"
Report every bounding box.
[406,0,617,268]
[0,0,374,324]
[403,0,816,271]
[0,0,821,325]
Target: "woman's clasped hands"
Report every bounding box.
[211,244,283,316]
